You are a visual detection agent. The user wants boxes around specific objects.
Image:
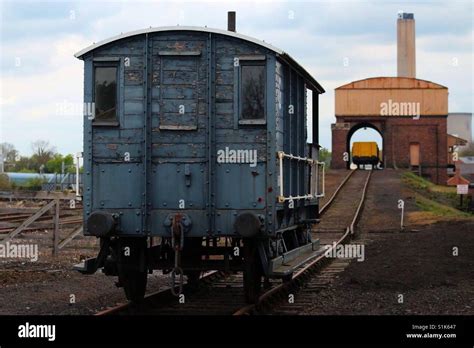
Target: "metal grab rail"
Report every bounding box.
[277,151,325,203]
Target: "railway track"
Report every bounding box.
[95,169,372,316]
[235,170,372,315]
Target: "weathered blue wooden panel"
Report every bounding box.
[215,85,233,102]
[92,129,142,143]
[216,56,233,71]
[197,102,207,115]
[151,101,160,113]
[94,38,145,56]
[124,100,144,114]
[161,99,196,113]
[152,33,208,41]
[156,51,202,130]
[162,70,198,85]
[152,70,161,85]
[152,143,207,158]
[151,132,206,144]
[124,55,145,71]
[92,143,142,160]
[216,113,234,129]
[159,114,197,129]
[215,129,266,143]
[151,114,159,128]
[152,38,206,52]
[151,86,160,98]
[122,114,143,128]
[120,129,143,140]
[215,37,266,55]
[216,70,233,85]
[216,102,233,114]
[275,61,285,151]
[124,70,143,85]
[124,85,144,99]
[93,129,120,142]
[161,86,196,99]
[162,57,197,71]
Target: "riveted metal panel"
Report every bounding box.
[151,162,207,209]
[215,163,266,209]
[92,163,143,209]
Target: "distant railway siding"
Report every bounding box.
[315,170,370,234]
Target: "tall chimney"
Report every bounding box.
[228,11,236,32]
[397,12,416,78]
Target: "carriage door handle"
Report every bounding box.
[184,164,191,187]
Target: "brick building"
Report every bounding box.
[331,77,448,184]
[330,13,450,185]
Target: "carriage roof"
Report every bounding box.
[74,26,324,93]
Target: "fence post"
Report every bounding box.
[53,199,60,256]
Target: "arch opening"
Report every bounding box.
[346,122,384,170]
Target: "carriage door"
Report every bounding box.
[215,57,267,223]
[150,38,208,236]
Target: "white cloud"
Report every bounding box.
[1,34,88,155]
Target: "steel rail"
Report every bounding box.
[319,169,355,215]
[94,271,220,316]
[233,170,372,315]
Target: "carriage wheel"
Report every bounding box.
[119,269,147,302]
[117,237,148,302]
[243,238,263,304]
[183,238,203,291]
[185,271,201,291]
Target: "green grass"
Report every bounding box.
[402,171,455,193]
[401,171,472,215]
[414,193,472,218]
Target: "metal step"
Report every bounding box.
[268,240,324,277]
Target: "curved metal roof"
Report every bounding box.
[336,76,447,90]
[74,26,324,93]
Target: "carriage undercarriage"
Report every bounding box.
[76,222,319,303]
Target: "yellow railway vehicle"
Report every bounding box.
[352,142,380,167]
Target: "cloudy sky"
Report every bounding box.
[0,0,472,156]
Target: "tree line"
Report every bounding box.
[0,141,76,174]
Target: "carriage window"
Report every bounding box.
[94,66,117,123]
[240,64,265,122]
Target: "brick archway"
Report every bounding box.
[331,118,386,170]
[331,115,447,184]
[345,122,384,169]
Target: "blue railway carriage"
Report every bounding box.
[75,26,325,303]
